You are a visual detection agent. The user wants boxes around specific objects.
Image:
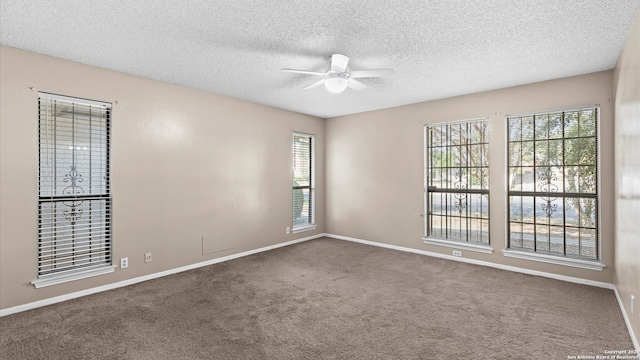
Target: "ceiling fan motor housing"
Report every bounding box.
[325,71,350,93]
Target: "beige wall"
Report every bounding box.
[0,40,630,320]
[0,46,325,310]
[614,11,640,346]
[326,71,616,284]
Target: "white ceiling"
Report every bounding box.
[1,1,639,118]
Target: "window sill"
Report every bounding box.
[292,225,317,234]
[422,237,494,254]
[31,265,116,288]
[502,249,605,271]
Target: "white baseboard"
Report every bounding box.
[325,233,640,350]
[5,231,637,352]
[614,287,640,353]
[325,233,614,289]
[0,233,326,317]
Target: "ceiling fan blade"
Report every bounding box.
[347,79,367,91]
[350,69,395,78]
[304,79,326,89]
[281,69,326,76]
[331,54,350,72]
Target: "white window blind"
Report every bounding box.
[37,93,112,279]
[292,133,314,229]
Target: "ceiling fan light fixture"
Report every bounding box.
[324,72,349,93]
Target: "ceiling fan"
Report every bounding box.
[282,54,395,94]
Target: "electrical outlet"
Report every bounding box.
[631,295,635,314]
[452,250,462,257]
[144,253,152,263]
[286,227,291,234]
[120,257,128,269]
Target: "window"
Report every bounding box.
[292,133,315,232]
[424,119,490,247]
[34,93,114,288]
[507,106,599,261]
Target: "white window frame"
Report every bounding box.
[504,105,604,271]
[32,93,115,288]
[423,118,493,254]
[292,132,316,233]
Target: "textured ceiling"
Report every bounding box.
[1,1,639,118]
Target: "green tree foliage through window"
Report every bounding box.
[508,107,598,259]
[426,119,489,244]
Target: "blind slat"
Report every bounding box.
[39,249,111,264]
[39,229,111,243]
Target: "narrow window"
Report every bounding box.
[292,133,315,232]
[507,106,599,260]
[35,93,113,287]
[425,119,490,244]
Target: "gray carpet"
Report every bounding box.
[0,237,633,359]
